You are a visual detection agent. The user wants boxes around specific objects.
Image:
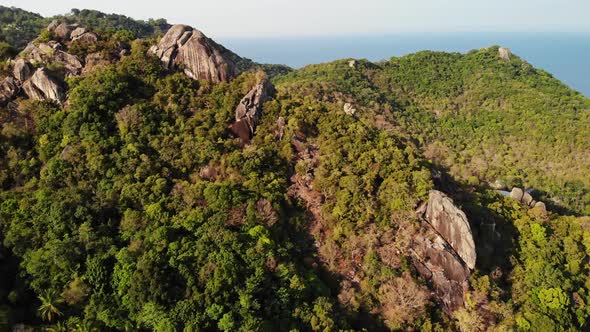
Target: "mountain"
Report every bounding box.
[0,8,589,332]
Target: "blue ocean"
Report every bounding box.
[220,33,590,97]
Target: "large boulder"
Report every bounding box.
[53,50,84,75]
[72,32,99,45]
[424,190,476,269]
[52,22,78,40]
[499,47,511,61]
[12,59,32,82]
[230,78,274,142]
[510,187,524,202]
[522,192,534,206]
[22,68,65,103]
[0,77,20,105]
[149,24,239,83]
[70,27,87,39]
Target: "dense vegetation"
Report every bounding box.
[1,7,590,332]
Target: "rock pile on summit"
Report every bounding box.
[0,21,127,106]
[149,24,239,83]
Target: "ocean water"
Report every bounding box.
[220,33,590,97]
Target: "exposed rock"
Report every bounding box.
[21,42,83,76]
[522,192,534,206]
[70,27,87,39]
[22,42,55,64]
[149,24,239,83]
[276,116,286,140]
[47,20,59,32]
[348,59,356,68]
[53,50,84,75]
[424,190,476,269]
[53,22,78,40]
[12,59,31,82]
[22,68,64,103]
[499,47,511,61]
[510,187,524,202]
[0,77,20,105]
[230,78,274,142]
[72,32,98,45]
[413,233,470,309]
[489,179,507,190]
[534,201,547,212]
[413,191,475,310]
[343,103,357,116]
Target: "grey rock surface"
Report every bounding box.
[425,190,476,269]
[149,24,239,83]
[22,68,65,103]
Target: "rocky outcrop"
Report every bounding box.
[499,47,511,61]
[424,190,476,269]
[21,42,84,76]
[22,68,65,103]
[230,78,274,142]
[149,24,239,83]
[0,77,20,105]
[413,190,476,310]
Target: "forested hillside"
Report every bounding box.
[0,7,589,332]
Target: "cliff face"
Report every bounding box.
[149,24,240,83]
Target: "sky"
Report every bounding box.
[2,0,590,38]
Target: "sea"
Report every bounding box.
[220,33,590,97]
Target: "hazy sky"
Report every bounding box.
[3,0,590,38]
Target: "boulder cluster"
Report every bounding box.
[0,21,101,105]
[509,187,546,212]
[413,190,476,310]
[149,24,239,83]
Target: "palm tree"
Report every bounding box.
[38,289,64,322]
